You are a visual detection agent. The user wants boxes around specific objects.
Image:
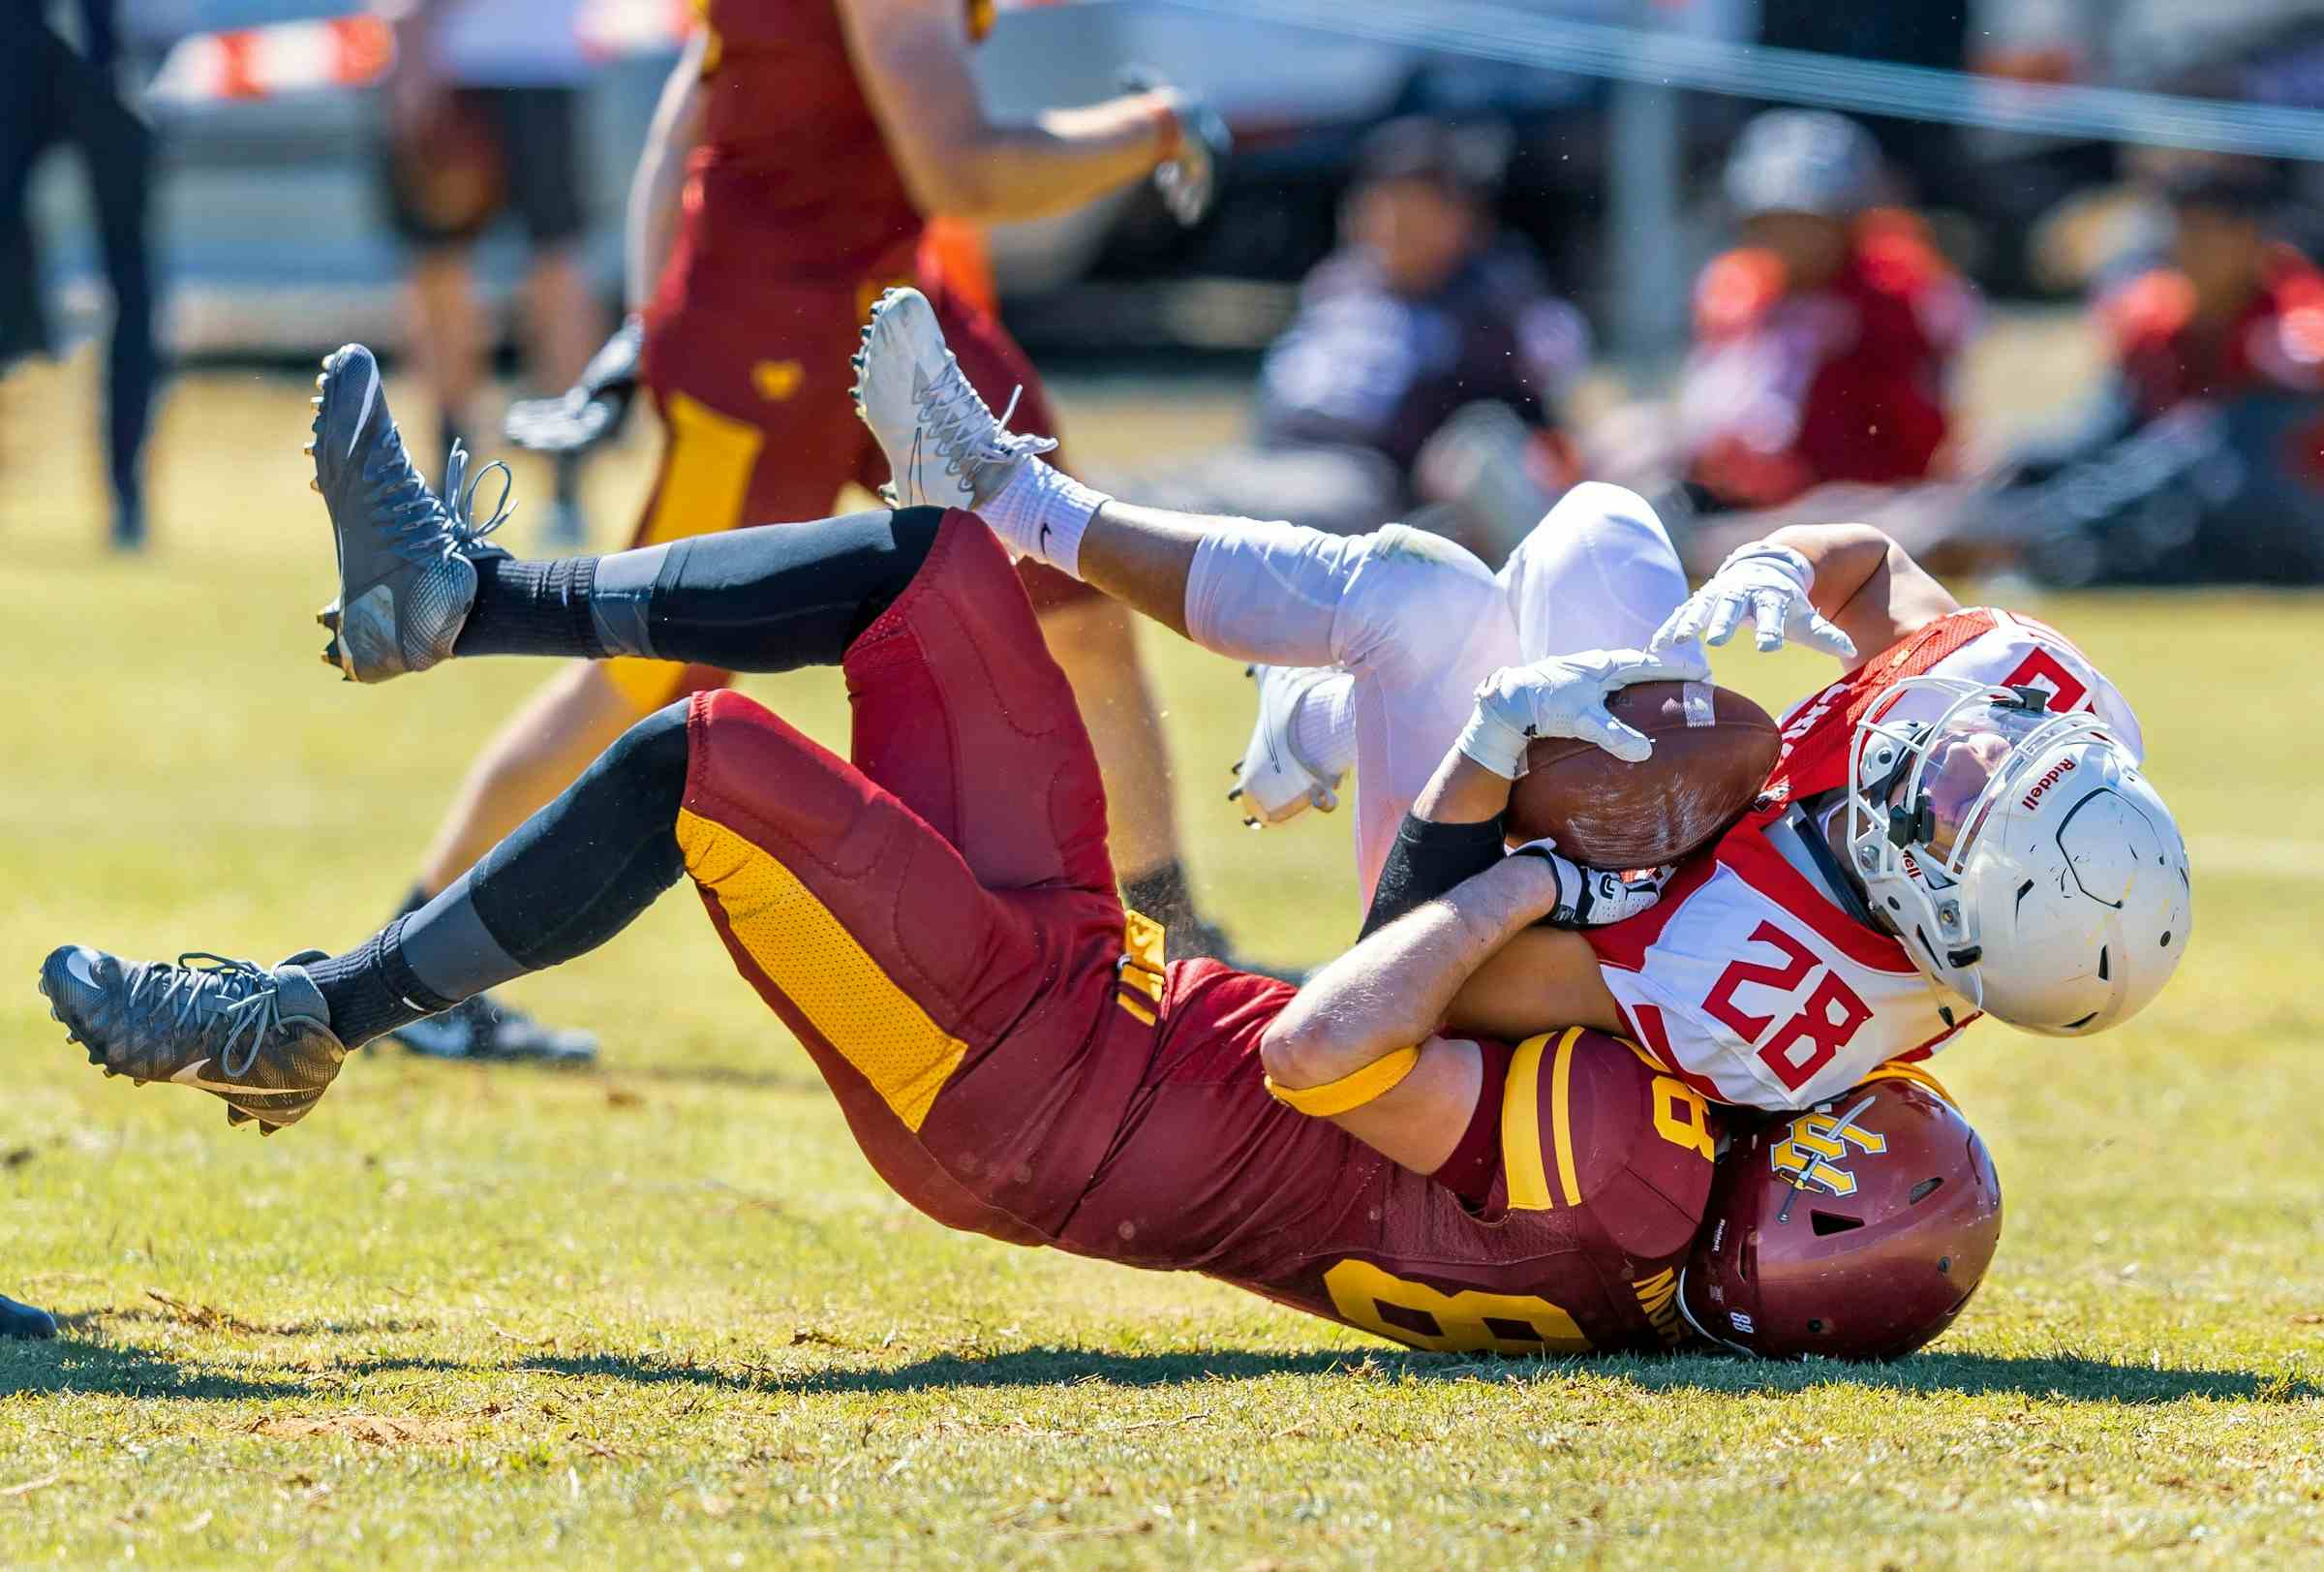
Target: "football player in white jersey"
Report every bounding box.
[848,287,2190,1127]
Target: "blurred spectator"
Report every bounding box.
[0,0,160,550]
[377,0,609,540]
[2006,155,2324,585]
[1137,117,1587,557]
[1674,110,1975,514]
[2103,159,2324,419]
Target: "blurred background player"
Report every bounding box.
[1129,116,1587,561]
[0,0,160,550]
[1673,109,1973,516]
[387,0,1235,1059]
[376,0,609,541]
[2003,151,2324,586]
[1583,108,1976,569]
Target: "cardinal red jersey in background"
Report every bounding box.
[1586,608,2140,1110]
[1677,213,1975,509]
[2103,243,2324,420]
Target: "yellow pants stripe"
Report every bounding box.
[1501,1034,1554,1211]
[605,392,770,712]
[676,809,966,1132]
[1547,1026,1585,1208]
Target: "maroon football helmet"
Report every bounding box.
[1678,1075,2002,1360]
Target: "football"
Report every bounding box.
[1508,680,1782,867]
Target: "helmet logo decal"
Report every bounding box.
[2020,755,2078,812]
[1770,1102,1885,1197]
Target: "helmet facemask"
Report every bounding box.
[1844,677,2125,1009]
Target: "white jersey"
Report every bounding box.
[1584,607,2139,1110]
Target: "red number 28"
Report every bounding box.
[1702,921,1872,1091]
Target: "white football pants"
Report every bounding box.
[1182,481,1690,898]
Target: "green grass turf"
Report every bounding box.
[0,359,2317,1567]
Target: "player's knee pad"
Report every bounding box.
[1503,482,1688,659]
[1333,523,1507,675]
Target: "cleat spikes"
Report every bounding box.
[1227,787,1242,802]
[310,478,321,493]
[302,441,315,456]
[316,604,340,632]
[1242,817,1261,829]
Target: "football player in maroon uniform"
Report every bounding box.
[370,0,1237,1062]
[43,351,1997,1361]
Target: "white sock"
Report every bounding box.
[979,458,1110,579]
[1289,671,1358,780]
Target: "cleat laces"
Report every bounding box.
[123,953,290,1079]
[359,434,516,568]
[899,352,1056,504]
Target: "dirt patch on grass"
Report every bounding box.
[251,1415,467,1447]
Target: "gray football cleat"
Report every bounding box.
[849,287,1055,510]
[307,344,513,682]
[39,946,349,1132]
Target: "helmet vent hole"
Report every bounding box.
[2097,946,2110,981]
[1810,1211,1865,1237]
[1938,1255,1952,1275]
[1909,1178,1944,1204]
[1807,1318,1827,1335]
[2160,931,2172,947]
[2064,1010,2098,1030]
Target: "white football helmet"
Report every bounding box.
[1845,677,2191,1035]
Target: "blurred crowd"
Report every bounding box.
[7,0,2324,587]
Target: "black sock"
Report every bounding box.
[453,556,605,659]
[399,703,692,1002]
[312,708,692,1041]
[1123,859,1204,933]
[307,918,457,1048]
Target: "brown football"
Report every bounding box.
[1508,680,1781,867]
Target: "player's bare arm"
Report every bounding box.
[1386,747,1637,1049]
[627,30,709,312]
[838,0,1200,224]
[1260,853,1572,1174]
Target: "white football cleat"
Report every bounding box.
[850,287,1056,510]
[1229,664,1344,827]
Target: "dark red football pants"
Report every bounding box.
[674,510,1154,1244]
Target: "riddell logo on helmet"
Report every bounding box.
[2020,755,2078,811]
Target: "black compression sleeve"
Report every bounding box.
[631,505,946,672]
[1358,813,1509,940]
[450,506,947,671]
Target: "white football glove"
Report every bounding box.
[1512,841,1670,929]
[1456,646,1713,778]
[1651,542,1858,661]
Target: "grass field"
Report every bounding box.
[0,343,2319,1568]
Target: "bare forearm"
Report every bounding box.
[932,94,1174,224]
[1264,857,1560,1089]
[1761,523,1893,621]
[626,40,706,311]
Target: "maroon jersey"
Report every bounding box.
[681,0,988,286]
[1058,963,1727,1355]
